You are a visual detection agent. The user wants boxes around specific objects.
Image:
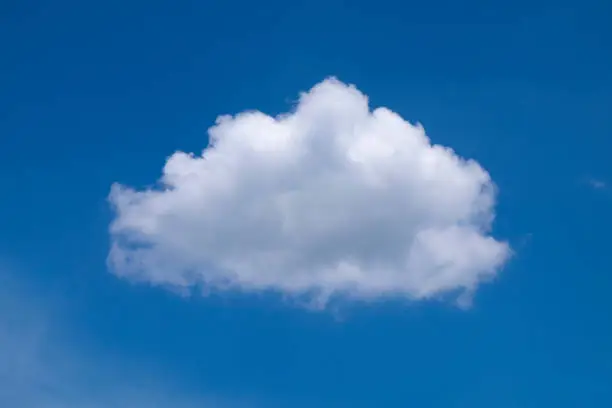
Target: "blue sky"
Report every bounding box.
[1,0,611,407]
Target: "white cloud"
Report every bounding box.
[108,77,510,307]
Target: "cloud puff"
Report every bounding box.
[108,78,510,307]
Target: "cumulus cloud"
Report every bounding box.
[108,77,510,306]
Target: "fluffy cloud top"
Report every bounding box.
[108,78,510,307]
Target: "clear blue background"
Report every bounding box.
[1,0,611,406]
